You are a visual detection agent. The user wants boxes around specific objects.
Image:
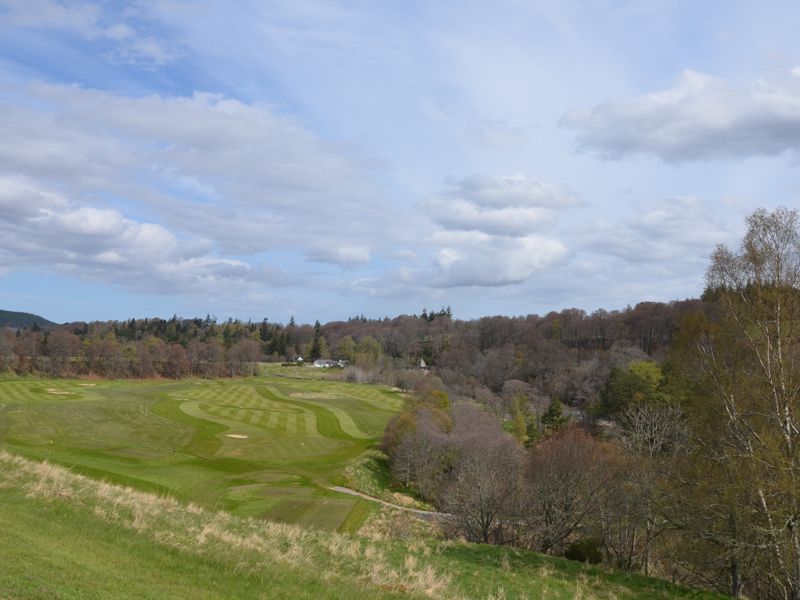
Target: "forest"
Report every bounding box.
[2,207,799,599]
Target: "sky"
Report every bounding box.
[1,1,800,325]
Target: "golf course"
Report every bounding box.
[0,373,729,599]
[0,372,405,532]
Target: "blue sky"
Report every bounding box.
[1,1,799,324]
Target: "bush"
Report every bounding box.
[564,537,603,564]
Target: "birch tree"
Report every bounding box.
[701,207,800,599]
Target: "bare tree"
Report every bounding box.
[46,330,81,375]
[0,330,16,372]
[439,404,523,544]
[520,427,610,554]
[616,401,689,574]
[227,338,261,376]
[390,408,451,500]
[164,344,190,378]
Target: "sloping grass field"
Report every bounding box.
[0,375,403,532]
[0,451,724,599]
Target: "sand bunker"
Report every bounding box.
[77,383,96,387]
[226,434,248,439]
[45,389,74,395]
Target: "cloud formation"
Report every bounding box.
[0,0,174,66]
[400,175,574,287]
[421,175,578,237]
[563,70,800,162]
[429,231,568,287]
[0,177,288,295]
[584,196,738,264]
[0,83,397,276]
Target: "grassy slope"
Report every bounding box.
[0,452,723,600]
[0,377,403,531]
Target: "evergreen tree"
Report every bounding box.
[541,398,568,433]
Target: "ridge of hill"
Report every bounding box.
[0,309,56,330]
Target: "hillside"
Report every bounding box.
[0,451,722,599]
[0,309,56,330]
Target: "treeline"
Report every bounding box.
[383,207,800,600]
[1,295,704,386]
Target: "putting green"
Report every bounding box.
[0,376,404,531]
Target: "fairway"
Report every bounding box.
[0,375,405,531]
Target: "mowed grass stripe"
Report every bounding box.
[262,387,354,441]
[276,411,288,433]
[0,377,404,532]
[338,499,373,534]
[285,412,297,434]
[295,413,307,435]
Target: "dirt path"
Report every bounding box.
[329,486,448,521]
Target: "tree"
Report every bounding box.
[386,407,452,500]
[164,344,189,378]
[309,320,323,361]
[0,330,15,372]
[355,335,382,367]
[617,400,689,575]
[46,330,81,375]
[439,404,523,544]
[599,360,663,418]
[521,427,610,554]
[683,207,800,598]
[227,339,261,376]
[541,398,568,433]
[336,335,357,363]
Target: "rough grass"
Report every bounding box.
[0,376,404,531]
[342,449,430,510]
[0,452,724,600]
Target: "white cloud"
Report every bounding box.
[400,175,576,287]
[0,176,290,295]
[306,245,371,266]
[106,35,176,67]
[0,0,103,37]
[0,83,401,273]
[354,174,575,292]
[562,70,800,162]
[429,231,568,287]
[0,0,174,67]
[420,174,579,237]
[584,196,739,263]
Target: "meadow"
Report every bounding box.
[0,372,405,532]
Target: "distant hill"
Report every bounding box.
[0,309,56,330]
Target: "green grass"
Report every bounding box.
[341,449,430,510]
[0,376,405,531]
[0,452,724,600]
